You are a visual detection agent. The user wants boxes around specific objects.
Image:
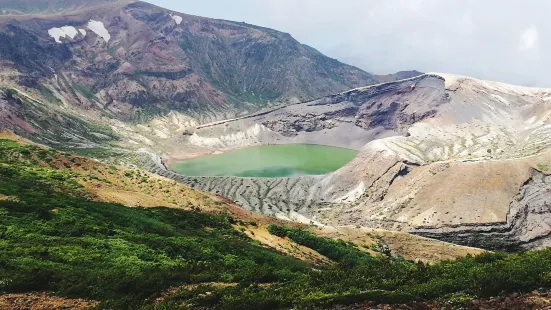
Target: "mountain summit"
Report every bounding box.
[0,0,376,124]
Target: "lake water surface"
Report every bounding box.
[169,144,357,177]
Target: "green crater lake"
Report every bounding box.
[169,144,358,178]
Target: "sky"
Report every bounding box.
[148,0,551,87]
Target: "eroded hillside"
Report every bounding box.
[150,73,551,250]
[0,0,376,131]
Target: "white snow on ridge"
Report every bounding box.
[61,26,78,39]
[48,26,79,43]
[48,28,65,43]
[171,14,183,25]
[78,29,87,36]
[87,20,111,43]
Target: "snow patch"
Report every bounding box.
[171,14,183,25]
[87,20,110,43]
[78,29,87,36]
[48,26,78,43]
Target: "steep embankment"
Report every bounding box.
[153,73,551,250]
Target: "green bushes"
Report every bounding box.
[261,225,551,308]
[267,225,375,266]
[169,247,551,309]
[267,224,287,237]
[3,140,551,309]
[0,161,309,309]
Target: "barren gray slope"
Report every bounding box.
[155,73,551,250]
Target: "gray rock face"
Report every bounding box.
[157,73,551,250]
[413,170,551,250]
[305,74,447,133]
[154,168,323,216]
[179,75,446,151]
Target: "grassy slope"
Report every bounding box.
[0,138,309,309]
[1,136,551,309]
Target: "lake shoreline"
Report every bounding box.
[167,144,359,178]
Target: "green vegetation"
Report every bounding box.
[38,85,62,105]
[3,87,18,97]
[2,139,551,309]
[0,147,308,308]
[72,83,96,101]
[267,225,375,267]
[64,147,127,160]
[537,163,549,172]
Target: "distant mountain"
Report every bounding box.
[0,0,130,15]
[0,0,377,124]
[373,70,423,84]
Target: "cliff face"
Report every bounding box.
[0,0,376,125]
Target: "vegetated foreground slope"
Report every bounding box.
[1,135,551,309]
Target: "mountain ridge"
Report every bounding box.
[0,0,134,15]
[373,70,424,84]
[0,0,377,131]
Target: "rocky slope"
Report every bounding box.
[373,70,423,84]
[152,73,551,250]
[0,0,376,132]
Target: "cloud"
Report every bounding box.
[520,26,539,50]
[148,0,551,87]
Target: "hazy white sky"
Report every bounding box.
[148,0,551,87]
